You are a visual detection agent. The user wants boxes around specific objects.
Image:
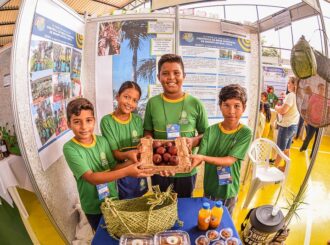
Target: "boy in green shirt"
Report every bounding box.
[191,84,252,214]
[63,98,150,231]
[144,54,209,197]
[267,86,278,108]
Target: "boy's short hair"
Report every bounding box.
[66,98,94,122]
[219,84,247,106]
[158,54,185,74]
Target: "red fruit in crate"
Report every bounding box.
[156,146,166,155]
[163,152,171,162]
[164,141,173,148]
[169,155,179,165]
[153,154,162,164]
[153,141,162,149]
[168,146,178,155]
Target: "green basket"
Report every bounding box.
[100,186,178,239]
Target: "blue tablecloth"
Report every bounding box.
[92,197,241,244]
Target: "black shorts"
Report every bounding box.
[151,174,197,198]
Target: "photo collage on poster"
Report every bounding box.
[29,13,83,148]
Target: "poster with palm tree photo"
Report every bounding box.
[98,20,157,116]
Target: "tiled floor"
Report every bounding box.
[19,136,330,244]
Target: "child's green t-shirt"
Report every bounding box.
[198,123,252,199]
[143,93,209,177]
[267,93,278,108]
[100,113,143,152]
[63,135,118,214]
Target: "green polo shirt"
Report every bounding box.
[144,93,209,177]
[100,113,143,152]
[199,123,252,199]
[63,135,118,214]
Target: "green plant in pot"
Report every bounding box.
[270,185,308,244]
[0,123,21,156]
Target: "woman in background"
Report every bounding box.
[274,77,300,171]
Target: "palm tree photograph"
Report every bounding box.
[108,19,157,116]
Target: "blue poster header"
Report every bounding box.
[263,66,286,75]
[32,13,83,49]
[180,31,251,53]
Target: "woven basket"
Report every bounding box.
[100,186,178,239]
[139,137,192,173]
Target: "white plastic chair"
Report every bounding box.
[243,138,290,208]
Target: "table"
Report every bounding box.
[92,197,241,244]
[0,155,39,244]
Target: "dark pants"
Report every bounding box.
[85,213,102,232]
[151,174,197,198]
[301,124,319,153]
[295,116,305,139]
[118,177,148,200]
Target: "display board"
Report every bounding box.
[95,16,255,128]
[181,31,251,122]
[95,16,175,121]
[28,11,84,170]
[262,66,289,97]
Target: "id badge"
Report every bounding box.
[166,124,180,139]
[217,166,233,185]
[96,183,110,200]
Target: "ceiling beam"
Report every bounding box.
[0,34,13,37]
[0,21,15,26]
[0,5,19,11]
[91,0,120,9]
[0,0,9,8]
[252,2,319,33]
[123,0,147,10]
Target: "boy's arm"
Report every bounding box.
[191,154,237,168]
[185,134,203,149]
[112,149,139,162]
[112,159,134,169]
[81,163,152,185]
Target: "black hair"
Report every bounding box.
[260,101,272,122]
[219,84,247,106]
[117,81,142,98]
[158,54,185,74]
[66,98,94,122]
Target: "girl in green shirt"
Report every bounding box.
[101,81,148,199]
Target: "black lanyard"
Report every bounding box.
[162,93,185,125]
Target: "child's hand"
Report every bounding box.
[126,163,153,178]
[190,154,204,168]
[126,149,140,162]
[184,137,193,150]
